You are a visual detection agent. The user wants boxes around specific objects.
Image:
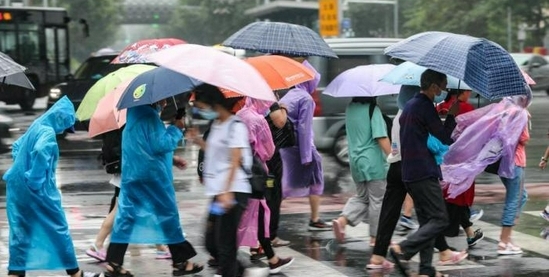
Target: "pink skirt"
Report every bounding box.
[237,199,271,247]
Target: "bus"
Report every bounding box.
[0,6,70,110]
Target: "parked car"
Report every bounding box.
[0,113,14,153]
[47,53,123,131]
[510,53,549,94]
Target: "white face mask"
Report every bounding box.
[434,90,448,104]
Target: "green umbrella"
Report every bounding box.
[76,64,157,121]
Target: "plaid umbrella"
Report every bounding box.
[384,31,527,100]
[222,21,338,58]
[0,52,26,78]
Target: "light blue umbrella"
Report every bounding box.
[116,67,202,110]
[384,31,527,100]
[380,61,471,90]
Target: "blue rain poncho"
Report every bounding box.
[3,96,78,271]
[110,104,185,244]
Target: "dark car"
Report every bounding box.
[510,53,549,94]
[47,53,124,130]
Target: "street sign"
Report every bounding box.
[319,0,339,37]
[342,18,351,29]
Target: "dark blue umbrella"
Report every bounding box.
[221,21,338,58]
[116,66,202,110]
[384,31,528,100]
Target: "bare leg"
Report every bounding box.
[309,195,321,222]
[403,194,414,217]
[94,200,117,249]
[464,226,474,238]
[156,244,169,251]
[500,226,513,243]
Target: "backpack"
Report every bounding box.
[369,103,393,141]
[101,127,123,174]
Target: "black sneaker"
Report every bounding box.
[172,262,204,276]
[308,219,332,231]
[269,257,295,274]
[467,228,484,247]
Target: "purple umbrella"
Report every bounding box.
[322,64,402,98]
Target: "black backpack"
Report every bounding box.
[101,127,123,174]
[369,103,393,141]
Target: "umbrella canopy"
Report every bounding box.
[76,64,157,121]
[148,44,276,102]
[384,31,527,100]
[221,21,338,58]
[0,52,26,78]
[245,55,315,90]
[380,61,472,90]
[111,38,186,64]
[88,79,129,138]
[322,64,402,98]
[1,72,35,90]
[116,66,202,110]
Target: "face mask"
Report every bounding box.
[434,90,448,104]
[198,108,219,120]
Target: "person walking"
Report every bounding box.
[102,99,202,277]
[332,96,391,246]
[3,96,100,277]
[389,70,459,277]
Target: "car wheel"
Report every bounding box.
[332,129,349,166]
[18,88,35,111]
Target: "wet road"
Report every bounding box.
[1,95,549,276]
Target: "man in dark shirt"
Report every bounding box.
[390,69,459,277]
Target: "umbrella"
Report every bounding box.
[1,72,35,90]
[0,52,26,78]
[147,44,276,102]
[380,61,472,90]
[322,64,402,98]
[221,21,338,58]
[384,31,527,100]
[88,79,130,138]
[111,38,186,64]
[116,66,202,110]
[76,64,157,121]
[245,55,315,90]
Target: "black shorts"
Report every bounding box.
[109,187,120,213]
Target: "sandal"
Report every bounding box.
[437,251,468,266]
[85,244,106,262]
[250,246,266,260]
[366,259,394,270]
[104,262,134,277]
[173,261,204,276]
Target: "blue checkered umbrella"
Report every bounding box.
[222,21,338,58]
[384,32,527,100]
[0,52,26,78]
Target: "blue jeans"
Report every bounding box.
[499,166,528,227]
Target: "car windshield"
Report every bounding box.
[73,55,121,80]
[510,54,531,66]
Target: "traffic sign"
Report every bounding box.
[319,0,339,37]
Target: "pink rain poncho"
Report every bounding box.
[441,89,531,199]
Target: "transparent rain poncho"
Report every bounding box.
[441,86,531,198]
[3,96,78,270]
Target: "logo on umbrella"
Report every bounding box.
[133,84,146,100]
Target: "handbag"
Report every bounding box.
[484,158,501,175]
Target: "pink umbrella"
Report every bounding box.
[111,38,186,64]
[147,44,276,102]
[88,80,130,138]
[521,69,536,85]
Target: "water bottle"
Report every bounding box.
[391,142,398,155]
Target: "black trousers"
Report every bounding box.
[401,178,449,277]
[205,193,249,277]
[373,161,407,257]
[106,240,196,266]
[9,267,80,276]
[258,202,275,259]
[265,175,282,240]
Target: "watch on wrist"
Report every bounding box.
[542,157,548,162]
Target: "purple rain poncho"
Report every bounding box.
[441,92,531,199]
[278,60,324,198]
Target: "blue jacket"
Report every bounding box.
[110,104,185,244]
[3,96,78,270]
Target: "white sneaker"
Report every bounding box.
[497,241,523,255]
[243,267,270,277]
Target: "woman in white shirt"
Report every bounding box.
[188,84,267,277]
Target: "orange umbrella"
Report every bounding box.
[88,79,130,138]
[245,55,315,90]
[189,87,246,113]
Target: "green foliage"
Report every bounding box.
[162,0,256,45]
[57,0,122,62]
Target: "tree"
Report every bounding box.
[347,0,417,38]
[57,0,122,62]
[162,0,256,45]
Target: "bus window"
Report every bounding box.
[0,28,16,58]
[56,28,69,76]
